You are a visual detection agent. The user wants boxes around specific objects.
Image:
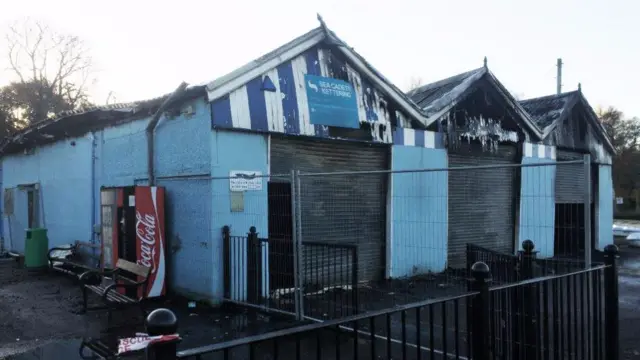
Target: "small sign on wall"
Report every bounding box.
[229,171,263,192]
[616,197,624,205]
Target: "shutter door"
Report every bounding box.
[270,136,389,283]
[448,143,517,269]
[556,150,586,203]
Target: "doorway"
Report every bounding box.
[554,203,585,257]
[267,181,295,291]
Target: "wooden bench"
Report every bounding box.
[48,241,101,278]
[78,259,151,323]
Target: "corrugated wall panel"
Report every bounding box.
[448,143,518,269]
[556,150,587,203]
[270,136,388,284]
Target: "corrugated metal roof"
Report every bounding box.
[519,91,578,131]
[408,68,485,117]
[519,91,615,155]
[406,67,543,139]
[0,85,206,154]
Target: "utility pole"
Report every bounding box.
[556,58,563,95]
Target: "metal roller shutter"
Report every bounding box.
[270,136,389,283]
[556,150,587,203]
[447,143,518,269]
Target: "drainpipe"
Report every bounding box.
[146,82,188,186]
[89,132,99,264]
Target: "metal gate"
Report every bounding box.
[447,143,518,269]
[271,136,388,283]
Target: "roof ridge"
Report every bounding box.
[520,90,579,103]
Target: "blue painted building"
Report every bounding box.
[0,23,448,303]
[0,20,615,306]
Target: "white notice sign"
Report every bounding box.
[616,197,624,205]
[229,171,263,191]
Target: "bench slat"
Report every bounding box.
[116,259,150,278]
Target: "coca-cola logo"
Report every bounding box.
[136,211,157,274]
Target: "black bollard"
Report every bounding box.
[145,308,179,360]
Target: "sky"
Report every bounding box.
[1,0,638,117]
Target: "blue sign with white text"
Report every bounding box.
[304,74,360,129]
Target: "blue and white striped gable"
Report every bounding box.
[392,128,445,149]
[209,46,398,143]
[523,142,556,159]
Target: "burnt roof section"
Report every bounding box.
[407,68,485,113]
[0,85,206,155]
[407,67,543,139]
[519,91,615,154]
[519,91,578,130]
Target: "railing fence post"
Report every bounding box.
[604,244,619,360]
[247,226,261,303]
[145,308,179,360]
[470,261,492,360]
[518,240,539,359]
[222,225,231,300]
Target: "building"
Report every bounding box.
[0,22,445,303]
[520,88,614,257]
[0,20,615,306]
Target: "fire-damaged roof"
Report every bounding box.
[407,67,544,139]
[203,14,431,130]
[520,91,615,154]
[0,85,205,155]
[519,92,578,131]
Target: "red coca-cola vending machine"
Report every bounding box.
[100,186,167,299]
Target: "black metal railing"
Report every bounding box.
[146,242,620,360]
[301,241,358,319]
[467,243,520,284]
[222,226,359,318]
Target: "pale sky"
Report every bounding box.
[1,0,638,117]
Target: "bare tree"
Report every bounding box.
[4,19,94,124]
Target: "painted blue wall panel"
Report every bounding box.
[101,120,147,186]
[390,145,448,276]
[211,96,233,128]
[2,137,93,251]
[100,97,215,301]
[598,165,614,249]
[210,130,269,302]
[246,77,269,132]
[158,178,213,299]
[518,157,555,257]
[277,61,300,135]
[154,98,212,177]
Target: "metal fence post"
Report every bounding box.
[222,225,231,300]
[145,308,179,360]
[470,261,492,360]
[519,240,538,359]
[604,244,619,360]
[584,154,592,267]
[295,170,305,319]
[247,226,261,303]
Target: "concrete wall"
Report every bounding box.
[389,129,448,276]
[210,130,269,302]
[597,165,614,249]
[1,137,93,252]
[518,143,556,257]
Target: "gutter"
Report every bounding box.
[146,82,188,186]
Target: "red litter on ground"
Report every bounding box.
[117,333,180,355]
